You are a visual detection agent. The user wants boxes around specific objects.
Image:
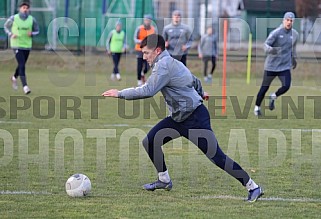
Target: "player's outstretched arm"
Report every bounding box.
[102,89,119,98]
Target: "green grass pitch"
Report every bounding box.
[0,51,321,218]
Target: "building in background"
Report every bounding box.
[0,0,9,49]
[295,0,321,44]
[0,0,156,51]
[1,0,321,52]
[243,0,296,41]
[153,0,201,39]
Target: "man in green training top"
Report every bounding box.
[106,22,127,81]
[4,1,39,94]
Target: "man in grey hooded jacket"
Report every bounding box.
[162,10,192,66]
[102,34,263,202]
[254,12,298,116]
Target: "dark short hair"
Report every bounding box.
[172,10,182,16]
[140,34,165,51]
[19,2,30,8]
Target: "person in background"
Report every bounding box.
[106,21,126,81]
[162,10,192,66]
[133,14,157,86]
[254,12,298,116]
[198,25,217,83]
[4,1,39,94]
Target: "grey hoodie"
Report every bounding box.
[264,24,298,72]
[162,23,193,56]
[198,33,218,57]
[118,50,204,122]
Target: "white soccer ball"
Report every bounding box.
[65,173,91,197]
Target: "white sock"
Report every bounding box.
[246,178,259,191]
[254,105,260,111]
[158,170,170,183]
[271,93,277,100]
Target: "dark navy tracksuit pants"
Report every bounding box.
[14,49,30,86]
[203,56,216,76]
[136,51,149,80]
[142,104,250,186]
[256,69,291,106]
[111,53,122,74]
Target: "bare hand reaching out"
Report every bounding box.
[101,89,119,97]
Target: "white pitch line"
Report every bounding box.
[280,129,321,133]
[2,191,320,203]
[104,124,154,128]
[0,190,51,195]
[0,121,32,124]
[104,127,321,132]
[199,195,321,203]
[104,124,130,127]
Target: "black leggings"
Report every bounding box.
[142,104,250,186]
[14,49,30,86]
[137,57,149,80]
[255,70,291,106]
[111,53,122,74]
[203,56,216,77]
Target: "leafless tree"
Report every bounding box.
[296,0,320,18]
[295,0,321,42]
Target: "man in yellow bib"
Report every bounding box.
[106,22,126,81]
[4,1,39,94]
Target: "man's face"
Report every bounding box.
[207,27,213,35]
[142,46,161,66]
[19,5,29,14]
[283,18,293,30]
[143,18,151,27]
[116,24,122,32]
[172,13,181,25]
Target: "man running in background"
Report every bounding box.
[254,12,298,116]
[162,10,192,66]
[4,1,39,94]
